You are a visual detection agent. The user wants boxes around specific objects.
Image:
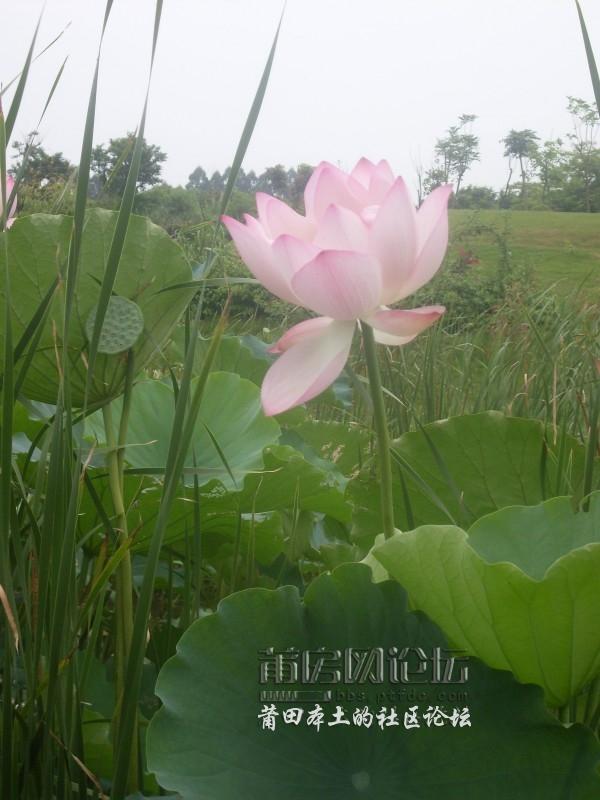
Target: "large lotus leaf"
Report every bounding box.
[209,444,351,521]
[79,472,285,564]
[86,372,280,490]
[147,564,600,799]
[372,495,600,708]
[79,442,349,556]
[127,481,285,563]
[0,210,193,406]
[168,331,272,386]
[168,444,350,524]
[468,492,600,578]
[348,411,592,546]
[169,328,351,411]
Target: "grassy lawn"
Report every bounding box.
[449,209,600,300]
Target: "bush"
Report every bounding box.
[452,185,497,209]
[410,212,533,327]
[134,185,203,234]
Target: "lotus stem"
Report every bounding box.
[361,322,396,540]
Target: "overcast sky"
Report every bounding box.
[2,0,600,196]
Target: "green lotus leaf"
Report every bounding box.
[187,444,351,522]
[80,475,285,565]
[168,331,272,386]
[164,332,306,425]
[79,440,349,557]
[125,479,285,563]
[349,411,593,547]
[82,709,113,781]
[0,210,194,406]
[372,494,600,707]
[147,564,600,799]
[86,371,281,490]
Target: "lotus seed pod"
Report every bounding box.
[85,296,144,354]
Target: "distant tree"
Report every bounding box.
[237,169,258,193]
[186,166,209,191]
[288,163,313,210]
[91,133,166,196]
[256,164,289,199]
[447,114,480,195]
[11,133,73,187]
[501,129,539,199]
[184,162,312,208]
[414,159,425,207]
[423,166,450,195]
[222,167,233,190]
[208,170,225,192]
[184,165,259,221]
[564,97,600,212]
[221,167,257,194]
[532,138,566,205]
[225,189,256,220]
[452,185,497,209]
[425,114,479,196]
[134,185,202,234]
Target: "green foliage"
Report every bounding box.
[86,371,281,489]
[12,176,77,215]
[186,165,209,190]
[133,184,202,234]
[411,211,529,323]
[348,411,595,548]
[8,133,76,215]
[425,114,479,195]
[166,329,272,384]
[0,209,193,405]
[501,128,540,199]
[451,184,497,208]
[91,132,167,197]
[447,208,600,297]
[373,494,600,708]
[178,228,306,327]
[532,138,567,205]
[258,163,288,198]
[10,133,73,187]
[185,162,314,213]
[147,563,600,799]
[4,5,600,799]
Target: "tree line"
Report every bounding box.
[9,94,600,235]
[420,97,600,212]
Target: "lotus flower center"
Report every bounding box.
[351,771,371,792]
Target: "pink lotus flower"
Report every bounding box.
[222,158,451,416]
[2,176,17,228]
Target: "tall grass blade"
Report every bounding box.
[0,22,71,99]
[111,311,226,797]
[85,2,163,387]
[217,8,285,221]
[4,13,42,141]
[0,83,17,800]
[582,385,599,510]
[390,446,458,525]
[576,0,600,116]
